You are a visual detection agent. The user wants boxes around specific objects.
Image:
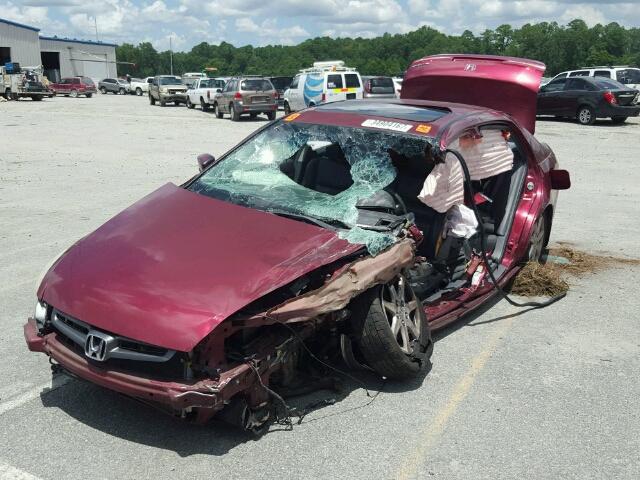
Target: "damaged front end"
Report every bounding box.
[25,239,417,431]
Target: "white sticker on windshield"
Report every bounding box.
[361,119,413,133]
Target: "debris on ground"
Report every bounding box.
[509,243,640,297]
[510,261,569,297]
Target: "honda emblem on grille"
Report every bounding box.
[84,331,110,361]
[464,63,477,71]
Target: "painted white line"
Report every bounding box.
[0,460,43,480]
[0,375,72,417]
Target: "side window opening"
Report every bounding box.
[289,75,299,89]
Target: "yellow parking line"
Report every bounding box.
[396,315,515,480]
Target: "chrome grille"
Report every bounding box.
[51,310,175,363]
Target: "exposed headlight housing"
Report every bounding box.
[34,300,49,331]
[160,87,168,93]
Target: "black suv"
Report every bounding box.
[537,76,639,125]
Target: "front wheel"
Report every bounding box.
[160,98,166,107]
[577,105,595,125]
[100,87,107,94]
[186,97,195,109]
[200,98,209,111]
[136,87,143,96]
[352,276,432,380]
[119,88,125,95]
[283,101,291,115]
[69,90,78,98]
[611,116,628,124]
[149,94,155,105]
[85,93,93,98]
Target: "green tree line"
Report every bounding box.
[116,20,640,78]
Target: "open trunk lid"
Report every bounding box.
[401,54,546,133]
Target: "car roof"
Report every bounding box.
[287,99,511,142]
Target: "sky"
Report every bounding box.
[1,0,639,51]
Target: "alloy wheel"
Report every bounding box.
[528,216,546,262]
[380,276,421,354]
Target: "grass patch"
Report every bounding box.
[509,243,640,297]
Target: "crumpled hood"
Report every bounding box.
[39,183,359,352]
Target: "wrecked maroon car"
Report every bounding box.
[25,55,570,431]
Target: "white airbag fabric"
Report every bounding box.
[417,130,514,213]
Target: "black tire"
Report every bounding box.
[577,105,595,125]
[160,98,166,107]
[186,97,195,109]
[352,276,432,380]
[149,94,155,105]
[230,103,240,121]
[119,88,125,95]
[214,103,223,118]
[249,112,258,119]
[266,111,276,120]
[283,101,291,115]
[100,87,107,94]
[611,116,628,124]
[136,87,142,96]
[32,96,42,101]
[527,214,547,262]
[85,93,93,98]
[69,89,78,98]
[200,98,210,111]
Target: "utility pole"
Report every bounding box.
[94,16,99,42]
[169,36,173,75]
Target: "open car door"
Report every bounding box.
[401,54,545,134]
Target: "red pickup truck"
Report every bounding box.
[49,77,97,98]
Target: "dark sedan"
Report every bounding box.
[537,76,639,125]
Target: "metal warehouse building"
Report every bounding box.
[1,17,117,83]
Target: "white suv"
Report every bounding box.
[549,66,640,90]
[283,61,363,114]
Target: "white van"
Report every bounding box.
[549,66,640,90]
[283,61,363,114]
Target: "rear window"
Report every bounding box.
[594,70,611,78]
[370,77,394,88]
[345,74,361,88]
[240,79,273,91]
[269,77,292,90]
[594,78,627,90]
[201,79,225,89]
[569,71,590,77]
[82,77,95,85]
[616,69,640,85]
[327,74,343,89]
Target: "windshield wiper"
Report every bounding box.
[267,209,349,230]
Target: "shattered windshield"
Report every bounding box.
[189,122,430,254]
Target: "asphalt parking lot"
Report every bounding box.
[1,94,639,480]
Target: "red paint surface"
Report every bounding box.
[401,54,545,134]
[39,183,359,352]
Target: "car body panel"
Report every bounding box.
[37,183,359,352]
[401,54,545,133]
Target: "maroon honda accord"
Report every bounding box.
[25,55,569,431]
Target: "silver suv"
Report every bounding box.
[212,77,277,121]
[99,78,130,95]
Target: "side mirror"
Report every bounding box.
[549,169,571,190]
[216,88,222,93]
[197,153,215,172]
